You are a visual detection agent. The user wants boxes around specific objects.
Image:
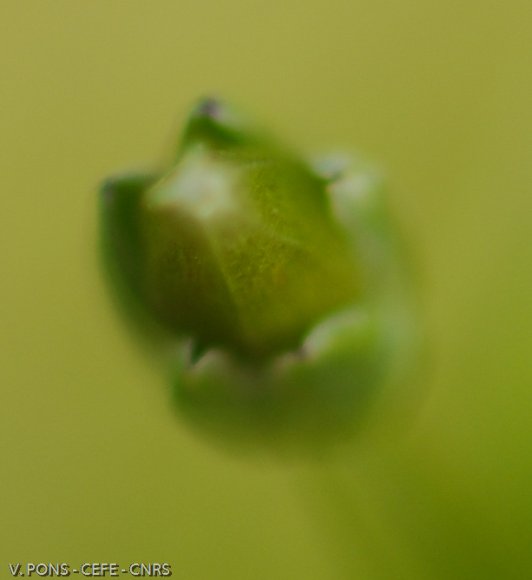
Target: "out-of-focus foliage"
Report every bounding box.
[1,1,531,579]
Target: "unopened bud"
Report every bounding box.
[100,98,419,451]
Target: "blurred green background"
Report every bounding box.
[1,1,531,579]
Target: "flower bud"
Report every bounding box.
[100,98,418,452]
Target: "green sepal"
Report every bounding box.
[99,171,170,346]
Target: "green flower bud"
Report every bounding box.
[100,98,418,453]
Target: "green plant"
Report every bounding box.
[100,97,418,453]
